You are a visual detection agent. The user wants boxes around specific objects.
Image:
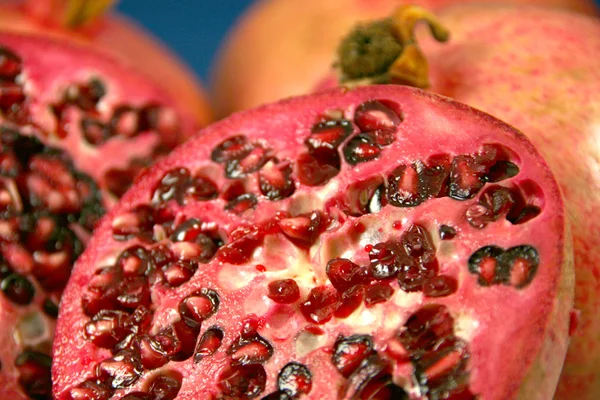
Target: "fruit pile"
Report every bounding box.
[0,0,597,399]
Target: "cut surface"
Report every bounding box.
[53,86,572,399]
[0,32,196,400]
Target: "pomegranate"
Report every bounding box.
[0,31,198,399]
[215,3,600,398]
[0,0,212,126]
[52,85,573,399]
[211,0,597,117]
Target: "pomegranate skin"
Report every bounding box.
[0,0,212,127]
[0,31,199,400]
[52,85,573,399]
[211,0,597,118]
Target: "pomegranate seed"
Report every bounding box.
[162,260,196,287]
[439,225,457,240]
[83,310,130,349]
[0,47,22,79]
[81,117,109,145]
[332,334,375,377]
[148,371,182,400]
[369,241,402,279]
[334,285,365,319]
[0,82,25,108]
[340,175,386,216]
[326,258,370,292]
[306,118,353,153]
[277,362,313,396]
[225,143,270,179]
[109,105,140,138]
[1,272,35,305]
[15,350,52,399]
[179,288,221,325]
[420,154,452,199]
[486,160,519,182]
[343,134,382,165]
[67,379,113,400]
[354,100,402,133]
[300,286,340,325]
[217,231,263,265]
[95,350,143,389]
[468,246,506,286]
[225,193,258,214]
[120,392,149,400]
[211,135,253,163]
[423,276,459,297]
[500,245,539,288]
[259,160,296,200]
[138,335,170,370]
[218,364,267,398]
[449,155,487,200]
[194,327,224,363]
[278,210,324,245]
[387,164,422,207]
[268,279,301,304]
[364,283,394,307]
[295,151,340,187]
[152,167,192,205]
[187,174,218,201]
[400,304,455,353]
[228,333,274,365]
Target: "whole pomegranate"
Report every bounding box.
[52,85,573,399]
[214,3,600,398]
[0,31,198,400]
[0,0,212,126]
[212,0,597,117]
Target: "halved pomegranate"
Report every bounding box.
[0,32,197,399]
[53,86,573,399]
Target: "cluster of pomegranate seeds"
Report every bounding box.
[54,87,566,400]
[0,46,28,123]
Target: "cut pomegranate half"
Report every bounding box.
[53,86,572,400]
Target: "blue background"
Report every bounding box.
[117,0,600,84]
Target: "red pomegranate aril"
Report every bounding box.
[81,118,109,146]
[228,333,274,365]
[468,246,506,286]
[400,305,455,353]
[423,276,458,297]
[387,164,422,207]
[419,155,451,199]
[334,285,365,319]
[449,155,487,200]
[115,277,151,310]
[194,327,224,363]
[486,160,520,183]
[112,205,156,241]
[225,143,270,179]
[217,231,264,265]
[1,272,35,305]
[83,309,130,349]
[218,364,267,398]
[500,245,539,288]
[344,354,392,399]
[225,193,258,213]
[326,258,370,292]
[0,47,22,79]
[95,350,143,389]
[295,151,340,187]
[121,393,149,400]
[259,160,296,200]
[343,134,381,165]
[268,279,301,304]
[402,224,435,260]
[162,260,196,287]
[138,335,170,370]
[278,210,324,245]
[277,362,313,397]
[339,175,386,216]
[306,118,353,153]
[364,283,394,307]
[187,175,218,201]
[332,335,375,377]
[67,379,113,400]
[211,135,253,163]
[300,286,340,325]
[0,82,25,108]
[354,100,402,133]
[179,288,221,325]
[109,106,139,138]
[147,371,182,400]
[152,168,192,205]
[15,350,52,399]
[369,241,402,279]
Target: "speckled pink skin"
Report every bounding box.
[211,0,597,118]
[53,86,573,399]
[0,32,198,400]
[220,3,600,397]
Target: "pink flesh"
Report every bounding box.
[53,85,570,399]
[0,31,197,400]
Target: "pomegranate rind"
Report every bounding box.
[53,85,573,399]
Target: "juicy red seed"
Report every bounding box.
[15,350,52,399]
[120,393,149,400]
[397,259,438,292]
[0,46,22,79]
[344,354,392,399]
[138,335,170,370]
[449,155,487,200]
[225,193,258,213]
[467,246,505,286]
[138,104,180,136]
[152,167,192,205]
[84,309,131,349]
[500,245,539,288]
[487,160,519,182]
[402,224,435,260]
[187,175,219,201]
[170,320,201,361]
[221,180,246,201]
[268,279,301,304]
[162,260,196,287]
[400,304,454,353]
[211,135,252,163]
[332,334,375,377]
[278,210,324,245]
[387,164,422,207]
[300,286,340,325]
[259,160,296,200]
[334,285,364,319]
[194,327,224,363]
[179,288,221,325]
[306,118,353,153]
[439,225,457,240]
[67,379,113,400]
[0,82,26,107]
[81,117,109,145]
[116,246,151,277]
[217,232,263,265]
[42,298,59,318]
[109,106,139,137]
[343,134,381,165]
[277,362,313,396]
[369,241,402,279]
[340,175,386,216]
[326,258,370,292]
[419,156,452,199]
[364,283,394,307]
[218,364,267,398]
[116,277,151,310]
[296,151,340,187]
[71,78,106,110]
[148,371,182,400]
[225,143,270,179]
[1,272,35,305]
[354,100,402,133]
[95,350,143,389]
[228,333,274,365]
[423,276,458,297]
